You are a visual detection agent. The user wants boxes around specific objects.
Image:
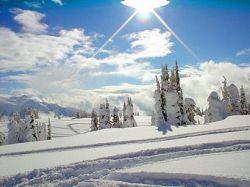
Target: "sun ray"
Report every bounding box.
[152,9,200,62]
[93,10,138,58]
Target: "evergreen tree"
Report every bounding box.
[153,76,167,127]
[8,113,22,144]
[20,114,38,142]
[123,97,137,127]
[0,132,5,145]
[112,107,122,128]
[175,61,181,92]
[47,118,52,140]
[240,85,249,115]
[122,101,127,127]
[184,98,197,125]
[37,122,47,141]
[90,110,99,131]
[159,74,168,122]
[221,76,230,102]
[227,84,241,115]
[179,89,188,126]
[161,64,169,91]
[204,91,227,123]
[99,99,111,129]
[169,69,176,91]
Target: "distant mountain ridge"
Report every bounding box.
[0,95,77,117]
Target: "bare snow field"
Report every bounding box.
[0,115,250,186]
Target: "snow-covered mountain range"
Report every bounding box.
[0,95,77,117]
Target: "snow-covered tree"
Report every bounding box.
[8,112,47,144]
[19,114,38,142]
[164,62,183,126]
[47,118,52,140]
[122,101,128,127]
[99,99,111,129]
[204,91,228,123]
[7,113,21,144]
[227,84,241,115]
[165,91,182,126]
[221,76,231,115]
[240,85,249,115]
[221,77,242,116]
[112,107,122,128]
[90,110,99,131]
[153,62,190,129]
[153,76,166,127]
[184,98,197,125]
[37,122,47,141]
[0,132,5,145]
[125,97,137,127]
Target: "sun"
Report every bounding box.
[121,0,170,17]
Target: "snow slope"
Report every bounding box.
[0,115,250,186]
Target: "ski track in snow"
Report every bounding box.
[1,125,250,157]
[1,140,250,187]
[67,123,84,135]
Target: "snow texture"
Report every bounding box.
[0,115,250,187]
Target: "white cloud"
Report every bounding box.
[13,9,48,33]
[5,62,250,114]
[125,28,173,58]
[88,29,173,82]
[0,27,95,71]
[181,61,250,108]
[236,48,250,57]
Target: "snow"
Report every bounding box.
[121,151,250,180]
[0,115,250,186]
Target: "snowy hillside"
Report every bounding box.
[0,115,250,186]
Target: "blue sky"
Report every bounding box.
[0,0,250,112]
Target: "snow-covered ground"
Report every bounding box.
[0,115,250,186]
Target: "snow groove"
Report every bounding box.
[1,125,250,157]
[1,140,250,187]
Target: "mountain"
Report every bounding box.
[0,95,77,117]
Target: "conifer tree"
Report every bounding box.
[112,107,122,128]
[99,99,111,129]
[153,76,166,126]
[125,97,137,127]
[169,69,175,90]
[0,132,5,145]
[90,110,99,131]
[161,64,169,91]
[175,61,181,92]
[184,98,197,125]
[123,101,127,127]
[240,85,249,115]
[204,91,227,123]
[227,84,241,115]
[47,118,52,140]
